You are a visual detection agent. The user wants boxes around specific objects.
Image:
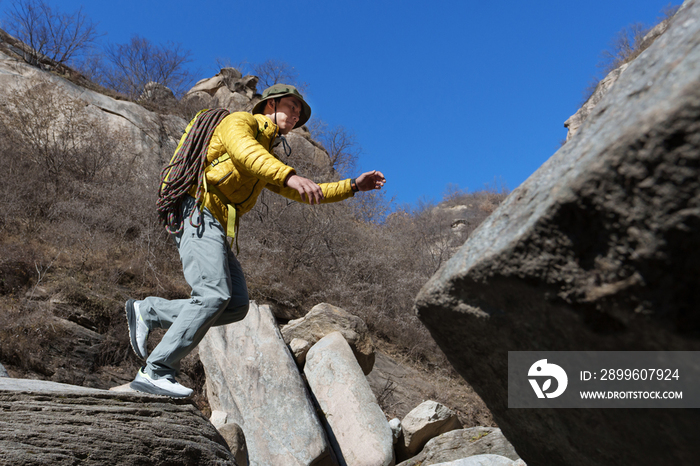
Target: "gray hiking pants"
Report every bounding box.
[140,195,249,379]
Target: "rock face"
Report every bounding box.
[304,331,394,466]
[415,1,700,465]
[282,303,376,374]
[396,400,462,460]
[564,13,674,141]
[397,428,519,466]
[0,378,236,465]
[0,30,185,174]
[563,63,629,141]
[182,68,258,113]
[198,302,334,466]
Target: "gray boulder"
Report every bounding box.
[305,331,394,466]
[218,423,249,466]
[432,455,522,466]
[289,337,313,365]
[0,363,8,378]
[182,68,258,113]
[415,2,700,465]
[282,302,376,374]
[199,302,334,466]
[397,428,519,466]
[396,400,462,461]
[0,378,236,465]
[209,411,249,466]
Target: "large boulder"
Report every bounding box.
[281,303,375,374]
[198,302,334,466]
[397,428,519,466]
[396,400,462,460]
[0,378,236,465]
[305,331,395,466]
[415,2,700,465]
[431,456,524,466]
[182,68,258,113]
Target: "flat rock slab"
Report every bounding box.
[0,378,236,465]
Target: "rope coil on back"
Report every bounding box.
[156,108,230,235]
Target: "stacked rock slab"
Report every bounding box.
[305,331,395,466]
[431,456,524,466]
[198,302,334,466]
[415,1,700,465]
[397,428,520,466]
[281,303,376,374]
[0,378,236,465]
[396,400,462,461]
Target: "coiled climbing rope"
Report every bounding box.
[156,108,230,235]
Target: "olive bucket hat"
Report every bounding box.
[252,84,311,128]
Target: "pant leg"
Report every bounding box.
[141,196,236,378]
[212,245,249,327]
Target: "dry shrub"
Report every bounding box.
[0,299,66,376]
[239,166,508,365]
[0,77,186,382]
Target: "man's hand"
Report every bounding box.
[286,174,325,204]
[356,171,386,191]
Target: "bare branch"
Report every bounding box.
[100,34,194,99]
[251,59,308,92]
[4,0,100,66]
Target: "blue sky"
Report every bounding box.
[1,0,680,206]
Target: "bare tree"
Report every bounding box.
[3,0,100,66]
[252,59,307,92]
[308,119,359,177]
[598,22,650,74]
[100,34,194,99]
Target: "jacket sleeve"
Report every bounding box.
[266,178,355,204]
[216,113,295,186]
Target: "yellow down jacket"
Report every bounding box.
[187,112,354,235]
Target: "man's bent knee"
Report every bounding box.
[197,293,231,317]
[214,301,249,327]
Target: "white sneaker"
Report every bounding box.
[125,299,149,359]
[130,367,193,398]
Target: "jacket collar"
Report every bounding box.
[254,114,279,139]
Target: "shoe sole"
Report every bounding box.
[125,299,146,360]
[130,378,193,399]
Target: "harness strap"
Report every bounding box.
[202,173,240,253]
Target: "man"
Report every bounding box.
[126,84,386,397]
